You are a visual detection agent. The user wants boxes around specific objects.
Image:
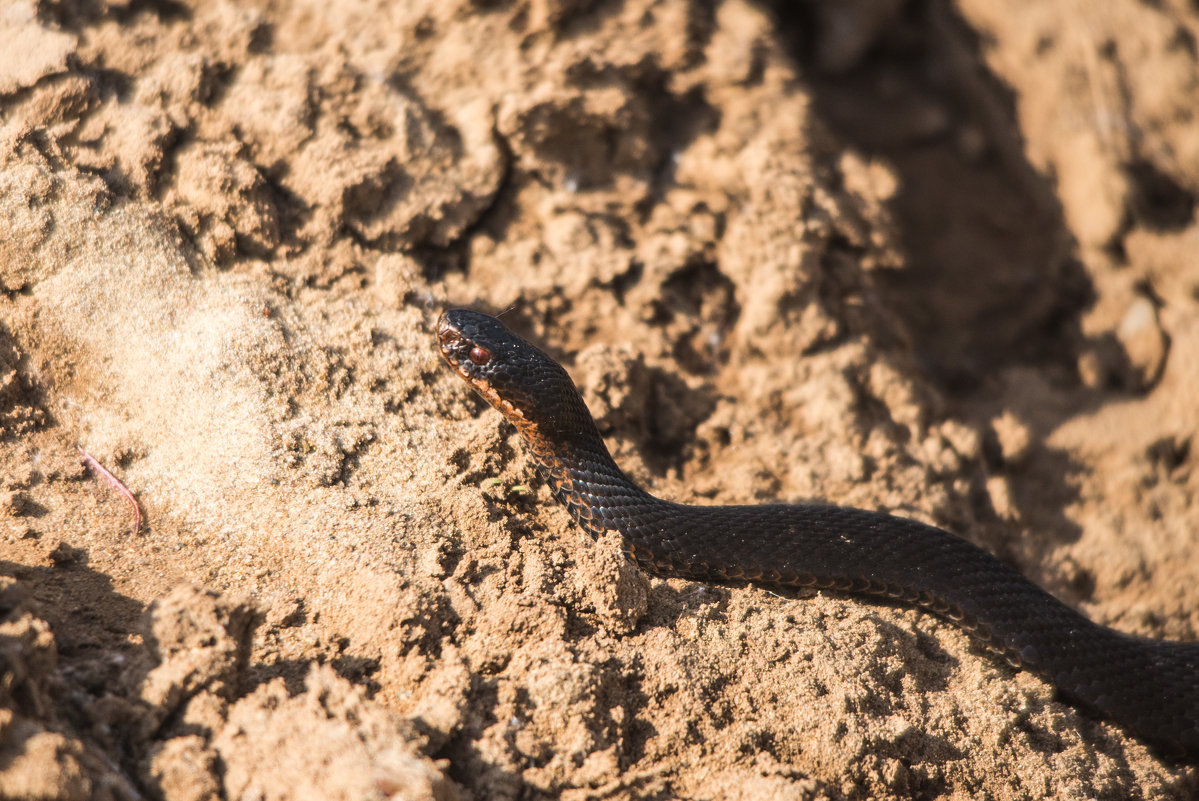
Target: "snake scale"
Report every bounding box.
[437,308,1199,759]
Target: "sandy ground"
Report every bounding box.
[1,0,1198,798]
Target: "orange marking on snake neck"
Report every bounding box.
[457,367,559,457]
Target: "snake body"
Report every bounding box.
[437,308,1199,758]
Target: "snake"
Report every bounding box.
[437,308,1199,759]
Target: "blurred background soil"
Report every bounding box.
[1,0,1198,798]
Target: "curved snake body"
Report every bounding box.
[437,308,1199,758]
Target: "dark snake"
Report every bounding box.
[437,308,1199,759]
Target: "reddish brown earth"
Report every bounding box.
[1,1,1198,799]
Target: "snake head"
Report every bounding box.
[437,309,592,449]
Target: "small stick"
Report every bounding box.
[78,446,143,537]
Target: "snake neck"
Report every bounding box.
[524,426,652,541]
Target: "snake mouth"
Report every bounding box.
[437,318,466,371]
[437,317,461,347]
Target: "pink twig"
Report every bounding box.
[78,446,143,537]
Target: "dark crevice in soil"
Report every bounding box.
[774,0,1090,395]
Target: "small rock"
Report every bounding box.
[1117,296,1168,388]
[986,475,1020,523]
[990,411,1032,466]
[47,540,83,567]
[0,489,29,516]
[264,596,305,629]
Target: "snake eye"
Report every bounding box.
[469,346,491,365]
